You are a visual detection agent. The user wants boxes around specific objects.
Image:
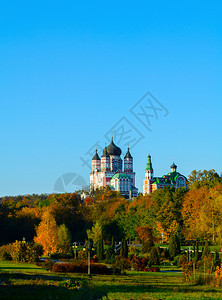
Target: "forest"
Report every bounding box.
[0,169,222,255]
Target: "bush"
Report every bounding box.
[178,254,187,267]
[173,255,181,266]
[43,259,55,271]
[51,261,114,275]
[143,267,160,272]
[130,255,149,271]
[114,256,131,271]
[0,241,42,263]
[0,245,12,261]
[59,278,85,290]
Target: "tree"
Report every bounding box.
[87,221,103,245]
[201,241,210,260]
[149,246,160,265]
[96,238,104,261]
[34,209,59,255]
[168,233,180,259]
[188,169,220,189]
[105,237,115,263]
[120,238,128,258]
[57,224,72,254]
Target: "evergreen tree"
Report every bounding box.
[201,241,210,260]
[149,246,160,265]
[142,237,154,254]
[120,238,128,258]
[168,233,180,259]
[96,238,103,261]
[194,240,199,263]
[106,237,115,263]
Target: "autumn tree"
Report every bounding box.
[34,209,59,255]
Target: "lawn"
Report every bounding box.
[1,261,222,299]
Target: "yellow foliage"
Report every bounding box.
[34,209,59,255]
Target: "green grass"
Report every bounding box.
[1,261,222,299]
[0,261,47,274]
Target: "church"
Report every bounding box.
[90,138,187,197]
[90,137,138,197]
[143,154,188,195]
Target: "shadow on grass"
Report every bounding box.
[0,284,107,300]
[0,273,107,300]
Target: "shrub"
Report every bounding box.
[114,256,131,271]
[0,241,42,263]
[59,278,84,290]
[178,254,187,267]
[43,259,55,271]
[143,267,160,272]
[0,245,12,261]
[130,255,149,271]
[51,261,114,275]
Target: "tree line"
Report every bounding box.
[0,169,222,255]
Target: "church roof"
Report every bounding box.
[146,154,153,172]
[111,173,130,180]
[171,162,177,169]
[107,137,122,156]
[101,146,109,158]
[92,149,100,160]
[124,147,132,159]
[152,172,187,185]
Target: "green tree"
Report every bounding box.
[96,238,104,261]
[120,238,128,258]
[87,222,103,244]
[149,246,160,265]
[168,233,180,259]
[57,224,72,254]
[106,237,115,263]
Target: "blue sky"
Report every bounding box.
[0,1,222,196]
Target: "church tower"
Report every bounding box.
[170,162,177,172]
[101,146,110,172]
[143,153,154,195]
[145,154,153,179]
[124,146,133,173]
[91,149,101,172]
[106,136,122,172]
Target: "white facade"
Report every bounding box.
[90,138,138,197]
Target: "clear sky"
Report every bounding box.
[1,1,222,196]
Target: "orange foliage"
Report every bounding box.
[136,226,153,242]
[34,209,59,255]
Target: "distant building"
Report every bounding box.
[143,154,187,195]
[90,137,138,197]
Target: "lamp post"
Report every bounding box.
[73,242,77,259]
[88,241,91,275]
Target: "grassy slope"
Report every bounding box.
[0,261,222,299]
